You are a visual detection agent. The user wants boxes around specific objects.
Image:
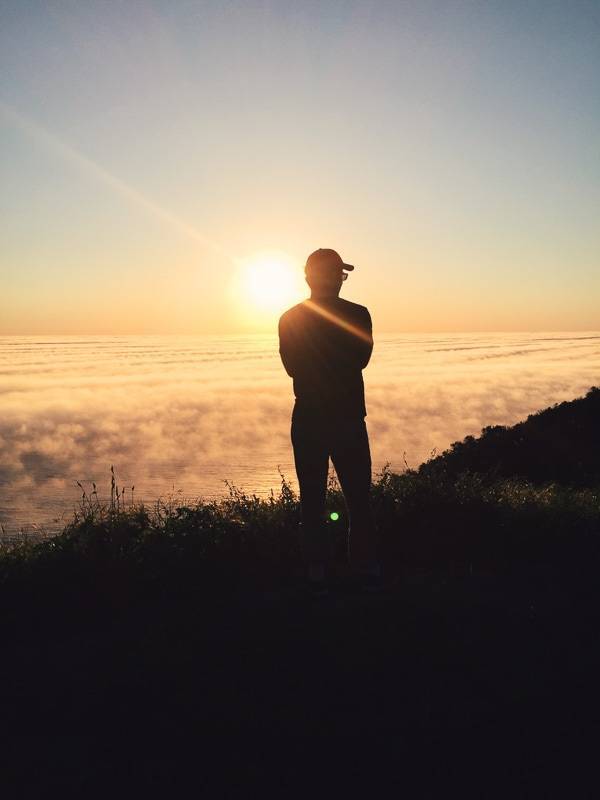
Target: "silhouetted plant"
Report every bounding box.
[2,388,600,618]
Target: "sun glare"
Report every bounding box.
[233,252,304,321]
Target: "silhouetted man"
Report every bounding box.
[278,248,380,591]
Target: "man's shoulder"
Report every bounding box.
[279,298,370,326]
[335,297,371,319]
[279,301,308,325]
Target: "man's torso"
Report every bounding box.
[278,297,372,417]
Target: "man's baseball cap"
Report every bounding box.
[305,248,355,275]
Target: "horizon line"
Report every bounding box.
[1,329,600,338]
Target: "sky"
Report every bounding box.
[1,0,599,335]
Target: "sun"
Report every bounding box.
[233,252,304,319]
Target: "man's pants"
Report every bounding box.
[291,403,376,567]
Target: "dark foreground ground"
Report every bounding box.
[3,388,599,796]
[3,559,600,798]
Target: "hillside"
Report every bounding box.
[420,386,600,487]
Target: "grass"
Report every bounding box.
[2,386,599,621]
[2,459,598,622]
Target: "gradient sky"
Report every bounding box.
[1,0,599,334]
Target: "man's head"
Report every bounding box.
[304,248,354,299]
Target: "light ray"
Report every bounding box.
[0,99,232,262]
[305,299,373,343]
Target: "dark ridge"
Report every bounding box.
[420,386,600,487]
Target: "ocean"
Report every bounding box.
[1,332,598,538]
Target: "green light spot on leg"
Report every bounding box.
[330,512,339,521]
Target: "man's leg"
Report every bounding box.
[291,406,330,567]
[330,417,378,571]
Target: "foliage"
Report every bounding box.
[2,389,600,618]
[419,386,600,487]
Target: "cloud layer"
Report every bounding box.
[1,333,598,535]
